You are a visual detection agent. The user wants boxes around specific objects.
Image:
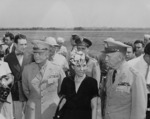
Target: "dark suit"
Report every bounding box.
[5,43,16,56]
[4,52,34,101]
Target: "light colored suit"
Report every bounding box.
[22,60,65,119]
[105,61,147,119]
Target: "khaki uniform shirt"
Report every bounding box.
[86,56,101,87]
[105,61,147,119]
[22,60,65,119]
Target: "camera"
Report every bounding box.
[0,75,11,103]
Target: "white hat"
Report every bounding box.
[104,37,115,43]
[57,37,65,44]
[70,51,86,65]
[0,40,4,45]
[103,39,131,53]
[144,34,150,39]
[45,37,59,46]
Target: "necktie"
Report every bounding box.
[146,65,150,81]
[112,70,117,83]
[146,65,150,91]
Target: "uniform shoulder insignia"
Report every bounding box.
[129,67,138,77]
[51,62,62,69]
[89,56,97,62]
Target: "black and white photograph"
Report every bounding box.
[0,0,150,119]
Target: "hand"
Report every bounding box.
[0,74,14,87]
[59,98,66,110]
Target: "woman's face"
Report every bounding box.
[73,63,87,77]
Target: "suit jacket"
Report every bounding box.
[5,43,16,56]
[4,52,34,101]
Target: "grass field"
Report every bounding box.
[0,29,150,54]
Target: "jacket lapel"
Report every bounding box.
[31,63,40,81]
[22,53,28,70]
[42,61,52,82]
[11,52,22,73]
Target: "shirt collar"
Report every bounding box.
[116,61,128,74]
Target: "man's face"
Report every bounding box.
[70,38,76,46]
[49,45,56,57]
[134,43,144,57]
[33,50,49,64]
[105,52,121,69]
[144,38,150,46]
[126,47,134,61]
[4,37,13,46]
[77,45,88,54]
[16,39,27,53]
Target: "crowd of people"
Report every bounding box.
[0,31,149,119]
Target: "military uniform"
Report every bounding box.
[105,61,147,119]
[86,56,101,86]
[22,38,66,119]
[22,60,65,119]
[102,38,147,119]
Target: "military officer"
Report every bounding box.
[103,39,147,119]
[22,39,65,119]
[75,37,101,86]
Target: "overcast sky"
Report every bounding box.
[0,0,150,28]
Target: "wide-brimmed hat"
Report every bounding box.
[144,34,150,40]
[75,37,92,47]
[45,37,59,46]
[57,37,65,44]
[102,38,131,53]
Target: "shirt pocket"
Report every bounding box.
[116,86,131,104]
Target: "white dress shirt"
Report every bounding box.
[128,55,150,84]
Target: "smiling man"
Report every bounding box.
[4,34,34,119]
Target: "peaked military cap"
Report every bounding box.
[75,37,92,48]
[103,38,131,53]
